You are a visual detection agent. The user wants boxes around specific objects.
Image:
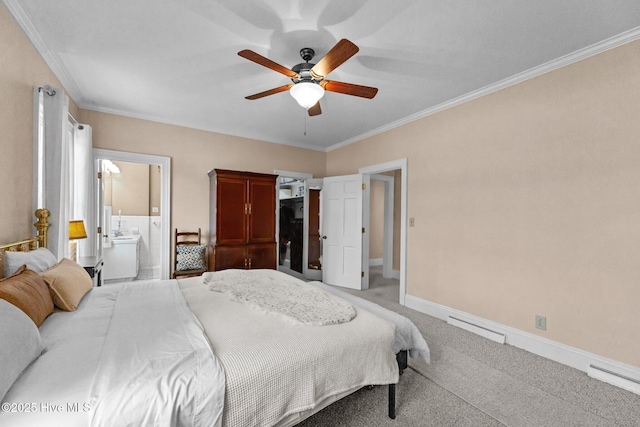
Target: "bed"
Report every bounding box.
[0,209,430,427]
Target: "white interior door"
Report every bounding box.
[321,174,363,289]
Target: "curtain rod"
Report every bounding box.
[68,111,79,125]
[38,86,82,127]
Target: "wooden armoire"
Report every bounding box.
[208,169,277,271]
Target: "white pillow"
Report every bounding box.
[5,248,58,277]
[0,299,44,402]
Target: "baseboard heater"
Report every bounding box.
[447,316,506,344]
[588,365,640,395]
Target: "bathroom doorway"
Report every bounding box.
[93,149,171,281]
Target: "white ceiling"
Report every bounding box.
[6,0,640,151]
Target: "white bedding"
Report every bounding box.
[1,281,224,427]
[180,270,400,427]
[2,269,423,427]
[311,281,431,362]
[89,281,224,427]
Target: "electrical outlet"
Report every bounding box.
[409,218,415,227]
[535,315,546,331]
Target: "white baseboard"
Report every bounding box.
[405,294,640,396]
[391,269,400,280]
[588,365,640,395]
[369,258,383,266]
[447,316,506,344]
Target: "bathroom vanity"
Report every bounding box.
[103,235,141,281]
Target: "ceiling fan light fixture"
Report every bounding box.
[290,81,324,109]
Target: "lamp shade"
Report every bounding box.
[290,82,324,109]
[69,220,87,240]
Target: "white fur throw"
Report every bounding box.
[204,269,356,326]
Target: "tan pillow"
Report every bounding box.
[0,265,54,327]
[41,258,93,311]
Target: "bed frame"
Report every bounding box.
[380,350,407,419]
[0,208,50,278]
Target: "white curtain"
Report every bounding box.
[33,86,70,259]
[73,124,94,258]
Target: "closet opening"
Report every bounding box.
[274,170,320,282]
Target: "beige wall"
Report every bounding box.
[0,5,79,243]
[104,161,151,216]
[79,110,326,240]
[327,40,640,368]
[369,180,385,260]
[392,169,401,271]
[150,164,161,216]
[369,172,402,271]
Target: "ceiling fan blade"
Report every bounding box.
[321,80,378,99]
[310,39,359,78]
[308,101,322,116]
[245,84,294,100]
[238,50,299,79]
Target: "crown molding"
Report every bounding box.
[83,103,327,153]
[326,25,640,152]
[3,0,84,104]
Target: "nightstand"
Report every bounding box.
[78,256,103,287]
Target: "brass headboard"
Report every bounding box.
[0,208,50,278]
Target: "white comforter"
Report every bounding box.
[89,282,224,426]
[311,281,431,362]
[180,270,400,427]
[1,281,224,427]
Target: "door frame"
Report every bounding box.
[93,149,171,280]
[359,159,408,305]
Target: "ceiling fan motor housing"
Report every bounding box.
[291,62,317,83]
[292,48,318,83]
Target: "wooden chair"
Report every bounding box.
[173,228,207,279]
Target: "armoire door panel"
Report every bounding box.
[248,180,276,243]
[247,243,277,270]
[216,177,247,245]
[214,245,247,270]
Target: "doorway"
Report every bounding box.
[360,159,407,305]
[369,174,395,280]
[273,160,407,305]
[274,169,320,281]
[93,149,171,280]
[278,177,305,278]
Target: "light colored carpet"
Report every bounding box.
[297,267,640,426]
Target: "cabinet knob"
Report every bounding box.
[322,235,327,239]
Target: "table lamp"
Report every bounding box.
[69,220,87,262]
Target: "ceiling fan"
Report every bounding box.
[238,39,378,116]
